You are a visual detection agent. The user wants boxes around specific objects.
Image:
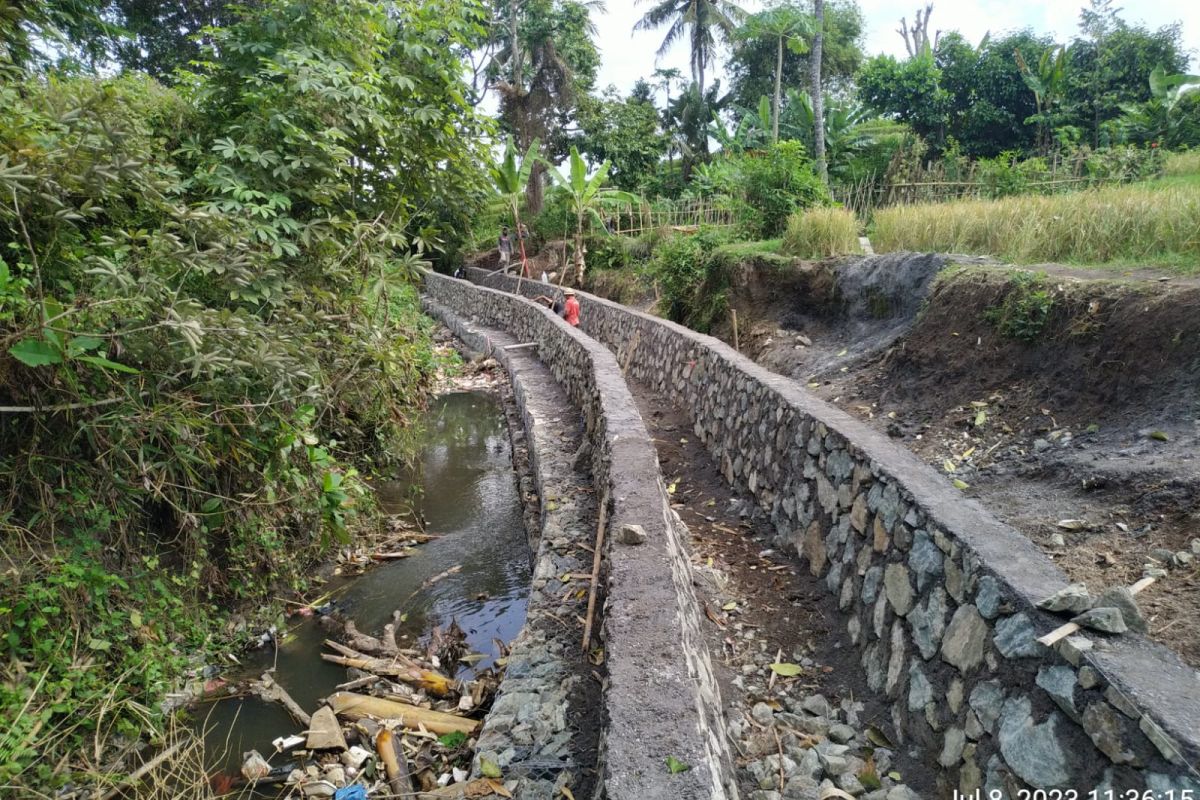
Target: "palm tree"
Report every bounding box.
[810,0,827,184]
[738,4,812,143]
[491,136,541,276]
[546,147,637,284]
[634,0,745,150]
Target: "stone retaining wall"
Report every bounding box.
[424,273,738,800]
[464,268,1200,796]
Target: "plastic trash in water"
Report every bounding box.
[541,271,548,283]
[334,785,367,800]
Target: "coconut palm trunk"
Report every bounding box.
[811,0,827,184]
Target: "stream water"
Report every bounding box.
[198,391,530,778]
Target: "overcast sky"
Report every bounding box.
[590,0,1199,98]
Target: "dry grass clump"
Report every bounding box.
[871,183,1200,271]
[782,207,861,259]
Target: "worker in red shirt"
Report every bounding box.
[561,288,580,327]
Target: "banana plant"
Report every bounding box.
[1148,66,1200,111]
[490,136,540,275]
[545,147,638,285]
[710,97,772,154]
[1015,45,1068,153]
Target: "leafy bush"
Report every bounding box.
[645,227,733,330]
[984,271,1056,341]
[782,207,861,258]
[0,0,489,789]
[728,141,830,238]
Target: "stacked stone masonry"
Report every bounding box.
[426,300,598,799]
[423,275,737,800]
[463,268,1200,796]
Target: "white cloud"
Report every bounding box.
[590,0,1199,96]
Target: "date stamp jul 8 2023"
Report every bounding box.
[953,792,1196,800]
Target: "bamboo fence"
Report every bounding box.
[608,198,738,236]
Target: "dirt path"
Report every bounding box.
[627,380,938,800]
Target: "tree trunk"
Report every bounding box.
[811,0,827,184]
[510,0,521,86]
[697,59,709,157]
[772,37,783,143]
[525,160,545,217]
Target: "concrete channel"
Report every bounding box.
[422,270,1200,799]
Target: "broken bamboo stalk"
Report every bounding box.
[336,674,381,692]
[1037,576,1157,647]
[375,728,415,798]
[370,550,414,560]
[326,692,478,736]
[502,342,538,350]
[258,673,311,726]
[320,654,456,697]
[581,491,610,653]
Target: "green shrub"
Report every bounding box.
[645,227,733,330]
[984,271,1056,341]
[0,0,488,789]
[729,141,830,238]
[782,207,861,258]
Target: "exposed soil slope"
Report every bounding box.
[590,253,1200,667]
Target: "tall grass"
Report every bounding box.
[1163,150,1200,178]
[781,207,861,258]
[871,183,1200,272]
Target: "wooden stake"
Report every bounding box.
[581,492,610,653]
[731,308,740,352]
[1036,576,1158,647]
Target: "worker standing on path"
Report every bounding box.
[562,288,580,327]
[498,226,513,269]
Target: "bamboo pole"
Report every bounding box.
[581,492,610,653]
[731,308,740,352]
[326,692,479,735]
[376,728,415,797]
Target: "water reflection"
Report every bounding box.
[199,391,529,776]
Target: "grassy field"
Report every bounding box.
[871,158,1200,274]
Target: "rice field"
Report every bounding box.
[871,182,1200,273]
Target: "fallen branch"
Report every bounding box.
[256,673,311,726]
[96,741,186,800]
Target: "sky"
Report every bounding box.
[589,0,1199,99]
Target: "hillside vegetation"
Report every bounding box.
[0,0,488,791]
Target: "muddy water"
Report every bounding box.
[198,391,529,775]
